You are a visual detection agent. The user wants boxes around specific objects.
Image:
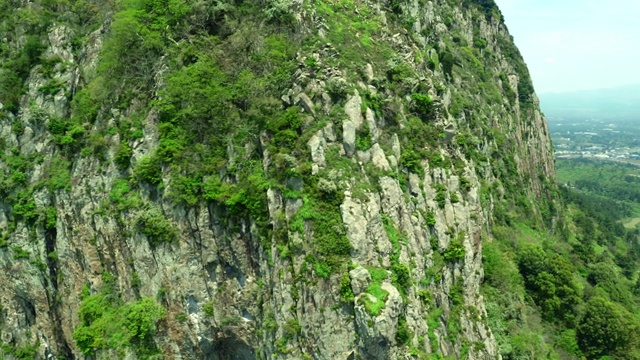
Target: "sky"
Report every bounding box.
[493,0,640,94]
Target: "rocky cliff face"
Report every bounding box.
[0,0,556,359]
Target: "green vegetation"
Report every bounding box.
[382,216,412,295]
[290,175,351,277]
[395,314,412,345]
[11,245,30,260]
[517,244,581,325]
[340,271,355,303]
[410,93,436,122]
[135,207,178,247]
[109,179,142,211]
[360,267,389,316]
[556,158,640,217]
[483,175,640,359]
[1,342,38,360]
[443,237,465,262]
[73,274,166,356]
[577,297,636,358]
[355,122,373,151]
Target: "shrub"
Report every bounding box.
[482,241,523,292]
[266,107,304,151]
[392,263,411,292]
[109,179,141,211]
[400,149,424,177]
[576,297,635,358]
[315,262,331,279]
[134,155,163,185]
[156,56,232,145]
[340,271,355,303]
[0,35,45,113]
[459,176,471,192]
[326,77,348,101]
[518,245,581,325]
[168,174,202,206]
[12,189,37,224]
[440,50,455,77]
[47,156,71,190]
[11,245,30,260]
[425,211,436,226]
[355,122,373,151]
[48,117,86,151]
[443,239,465,262]
[435,186,447,208]
[203,302,215,318]
[114,141,133,170]
[417,289,433,306]
[264,0,296,25]
[411,93,435,122]
[395,314,412,345]
[74,293,165,355]
[136,207,177,247]
[124,297,166,342]
[283,318,301,339]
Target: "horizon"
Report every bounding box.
[539,83,640,96]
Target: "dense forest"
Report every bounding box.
[481,158,640,358]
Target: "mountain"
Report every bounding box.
[539,84,640,121]
[0,1,638,359]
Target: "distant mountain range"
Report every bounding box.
[539,84,640,122]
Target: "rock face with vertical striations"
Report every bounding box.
[0,0,556,359]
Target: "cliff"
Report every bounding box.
[0,0,557,358]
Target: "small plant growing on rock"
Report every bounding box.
[411,93,436,122]
[135,207,177,247]
[203,301,215,318]
[340,272,355,303]
[443,239,465,262]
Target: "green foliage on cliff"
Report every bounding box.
[74,275,165,356]
[136,206,178,247]
[443,238,465,262]
[361,267,390,316]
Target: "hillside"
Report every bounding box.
[0,1,637,359]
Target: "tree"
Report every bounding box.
[576,297,635,358]
[518,245,581,325]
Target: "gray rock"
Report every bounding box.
[354,282,403,360]
[295,92,316,115]
[308,130,327,174]
[371,144,391,171]
[344,91,364,128]
[357,149,371,163]
[364,63,375,82]
[323,122,336,142]
[349,266,371,294]
[343,120,357,156]
[391,134,401,159]
[365,107,379,142]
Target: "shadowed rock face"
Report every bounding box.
[0,0,554,359]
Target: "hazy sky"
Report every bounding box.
[494,0,640,94]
